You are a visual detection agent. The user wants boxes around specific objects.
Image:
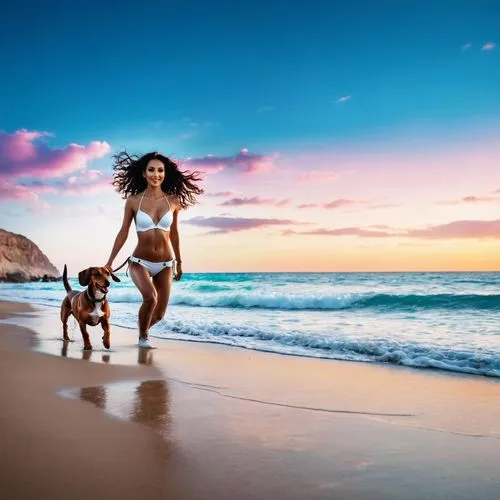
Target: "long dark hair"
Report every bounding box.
[111,151,204,208]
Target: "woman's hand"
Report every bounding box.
[174,261,183,281]
[104,263,113,273]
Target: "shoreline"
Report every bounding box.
[4,297,499,381]
[1,300,500,499]
[4,300,500,429]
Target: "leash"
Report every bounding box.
[112,257,130,273]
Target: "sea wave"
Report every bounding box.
[108,290,500,311]
[132,318,500,378]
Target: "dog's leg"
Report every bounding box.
[101,318,111,349]
[78,321,92,350]
[60,298,72,342]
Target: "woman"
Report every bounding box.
[104,151,203,349]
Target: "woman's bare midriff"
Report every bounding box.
[133,230,174,262]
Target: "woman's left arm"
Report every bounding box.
[169,201,183,280]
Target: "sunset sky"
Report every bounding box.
[0,0,499,273]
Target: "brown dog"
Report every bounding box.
[61,264,120,350]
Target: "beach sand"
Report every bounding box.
[1,300,500,499]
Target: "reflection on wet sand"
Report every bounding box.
[138,348,154,365]
[67,378,172,437]
[80,385,107,410]
[61,341,68,358]
[59,338,155,367]
[131,380,170,431]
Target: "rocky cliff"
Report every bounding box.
[0,229,61,283]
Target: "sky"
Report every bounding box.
[0,0,499,273]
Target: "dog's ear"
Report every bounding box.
[100,266,121,283]
[110,272,121,283]
[78,268,92,286]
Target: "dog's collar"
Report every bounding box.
[86,287,105,305]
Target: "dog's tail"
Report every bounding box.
[63,265,72,293]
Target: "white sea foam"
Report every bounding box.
[134,317,500,378]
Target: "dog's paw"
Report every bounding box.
[83,345,93,351]
[102,335,111,350]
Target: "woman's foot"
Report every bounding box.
[138,336,156,349]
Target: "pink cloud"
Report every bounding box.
[184,215,302,234]
[297,198,394,210]
[323,198,357,209]
[296,170,341,182]
[0,129,111,179]
[182,148,277,174]
[0,179,39,202]
[284,219,500,240]
[16,180,58,194]
[17,171,112,196]
[482,42,496,51]
[407,219,500,239]
[462,195,497,203]
[437,195,499,205]
[0,179,51,211]
[284,227,395,238]
[220,196,289,207]
[296,199,359,209]
[276,199,290,207]
[205,191,241,197]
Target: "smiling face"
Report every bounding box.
[143,159,165,188]
[90,267,111,295]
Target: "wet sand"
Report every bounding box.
[1,300,500,499]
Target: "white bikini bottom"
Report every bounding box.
[128,255,174,277]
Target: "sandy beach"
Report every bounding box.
[1,300,500,499]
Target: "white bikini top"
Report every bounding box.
[135,192,173,232]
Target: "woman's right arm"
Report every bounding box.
[105,197,135,269]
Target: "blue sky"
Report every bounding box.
[2,0,499,153]
[0,1,498,272]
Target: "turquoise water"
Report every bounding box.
[1,272,499,377]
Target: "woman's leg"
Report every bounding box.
[149,267,174,328]
[129,262,157,339]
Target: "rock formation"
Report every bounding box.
[0,229,61,283]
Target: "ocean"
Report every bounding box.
[1,271,499,378]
